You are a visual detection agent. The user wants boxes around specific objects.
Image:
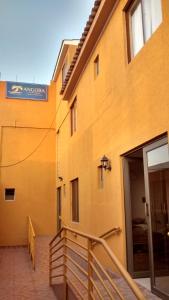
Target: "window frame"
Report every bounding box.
[125,0,162,62]
[71,178,79,223]
[57,187,62,232]
[126,0,143,61]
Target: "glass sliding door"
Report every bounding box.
[123,153,150,278]
[143,137,169,299]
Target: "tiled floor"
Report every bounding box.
[0,237,57,300]
[135,278,151,291]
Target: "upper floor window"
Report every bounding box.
[126,0,162,60]
[94,55,99,77]
[62,62,69,84]
[70,97,77,136]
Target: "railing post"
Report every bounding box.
[88,239,93,300]
[49,240,52,286]
[63,229,68,300]
[28,218,30,253]
[32,236,35,270]
[28,216,36,271]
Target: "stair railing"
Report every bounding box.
[49,226,145,300]
[99,227,121,239]
[58,219,121,240]
[28,216,36,270]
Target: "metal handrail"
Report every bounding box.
[99,226,121,239]
[49,226,145,299]
[92,226,122,247]
[49,226,121,246]
[28,216,36,270]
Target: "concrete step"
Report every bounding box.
[51,236,162,299]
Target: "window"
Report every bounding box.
[70,97,77,136]
[71,178,79,222]
[5,188,15,201]
[126,0,162,60]
[62,62,69,84]
[94,55,99,77]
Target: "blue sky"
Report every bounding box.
[0,0,94,84]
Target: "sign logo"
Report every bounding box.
[10,85,23,94]
[6,82,48,101]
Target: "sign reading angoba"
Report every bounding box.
[6,82,48,101]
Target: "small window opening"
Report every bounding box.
[62,61,69,84]
[5,188,15,201]
[94,55,99,77]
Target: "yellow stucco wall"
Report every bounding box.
[54,0,169,266]
[0,81,56,246]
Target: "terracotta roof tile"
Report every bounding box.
[60,0,102,95]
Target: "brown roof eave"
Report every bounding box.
[62,0,119,100]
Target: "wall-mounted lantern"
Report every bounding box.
[100,155,111,171]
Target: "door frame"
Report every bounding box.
[57,186,62,232]
[143,136,169,299]
[123,156,150,278]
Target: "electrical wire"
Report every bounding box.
[0,99,62,168]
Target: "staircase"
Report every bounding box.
[49,226,160,299]
[0,223,160,299]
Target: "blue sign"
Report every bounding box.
[6,82,48,101]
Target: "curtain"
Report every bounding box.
[131,0,162,57]
[151,0,162,33]
[131,2,144,56]
[142,0,152,42]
